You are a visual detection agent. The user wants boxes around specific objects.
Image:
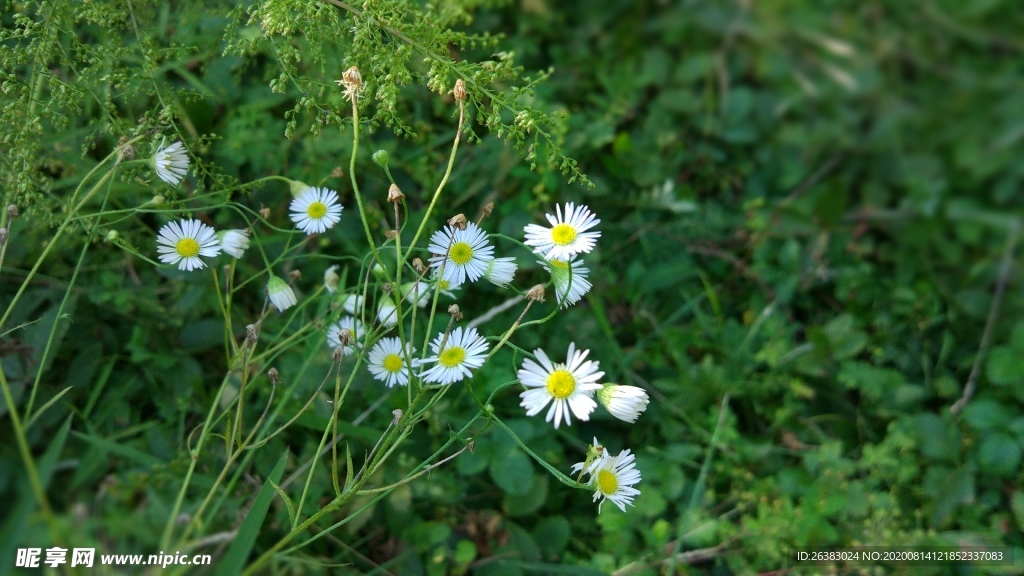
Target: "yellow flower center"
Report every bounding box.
[551,223,577,246]
[545,369,576,399]
[439,346,466,368]
[439,280,450,290]
[383,354,403,373]
[307,201,328,219]
[548,259,569,270]
[176,238,200,258]
[449,242,473,265]
[597,469,618,495]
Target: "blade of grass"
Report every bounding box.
[220,451,289,575]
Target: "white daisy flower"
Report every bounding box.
[267,275,297,312]
[218,229,250,259]
[542,256,592,308]
[340,294,365,315]
[367,337,416,387]
[402,281,431,308]
[523,202,601,261]
[153,140,190,186]
[155,219,220,271]
[377,298,398,328]
[427,221,494,286]
[420,326,489,384]
[327,316,364,355]
[596,384,650,423]
[518,342,604,429]
[583,447,642,513]
[289,187,343,235]
[323,265,340,294]
[483,256,517,287]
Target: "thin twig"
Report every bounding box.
[951,217,1020,414]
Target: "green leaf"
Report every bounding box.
[986,346,1021,387]
[977,432,1022,477]
[929,468,974,527]
[220,451,289,575]
[72,430,164,467]
[489,449,534,496]
[532,517,570,558]
[1012,492,1024,532]
[962,398,1013,430]
[503,474,548,517]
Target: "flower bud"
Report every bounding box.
[372,149,389,167]
[371,263,387,280]
[105,230,119,242]
[596,384,650,423]
[150,195,165,206]
[323,265,339,294]
[287,178,312,198]
[267,275,297,312]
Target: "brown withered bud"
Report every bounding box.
[267,367,280,384]
[342,66,362,88]
[314,318,324,330]
[259,206,271,220]
[385,230,398,240]
[337,328,355,347]
[412,258,427,274]
[118,136,134,160]
[467,439,476,454]
[526,284,545,302]
[387,183,405,203]
[453,78,467,101]
[448,304,463,321]
[447,213,467,230]
[332,347,344,362]
[7,205,18,220]
[0,228,7,247]
[330,166,344,178]
[246,323,259,343]
[391,409,403,426]
[288,269,301,282]
[382,282,394,294]
[479,202,494,220]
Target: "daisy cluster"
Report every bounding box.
[147,136,643,513]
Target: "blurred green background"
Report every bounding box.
[2,0,1023,574]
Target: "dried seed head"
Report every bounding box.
[412,258,427,274]
[246,324,259,343]
[259,206,271,219]
[391,409,403,425]
[330,166,344,179]
[453,78,467,101]
[267,367,280,384]
[382,282,394,294]
[448,304,463,321]
[387,183,405,203]
[526,284,545,302]
[447,213,467,230]
[338,66,364,101]
[337,328,355,347]
[479,201,494,221]
[0,228,7,247]
[288,269,301,282]
[118,136,135,160]
[332,346,344,362]
[7,205,18,219]
[385,229,398,239]
[467,439,476,454]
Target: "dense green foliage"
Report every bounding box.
[2,0,1023,574]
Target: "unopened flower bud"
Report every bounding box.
[526,284,545,302]
[287,178,311,198]
[596,384,650,423]
[150,195,165,206]
[267,367,280,384]
[448,304,463,321]
[323,265,339,294]
[105,230,119,242]
[412,258,427,275]
[7,205,18,219]
[453,78,467,101]
[372,150,389,167]
[387,183,404,203]
[447,213,467,230]
[371,263,387,280]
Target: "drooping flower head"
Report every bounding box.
[577,446,642,513]
[368,337,416,387]
[153,140,190,186]
[323,265,340,294]
[377,297,398,328]
[267,275,297,312]
[156,219,220,271]
[218,229,250,259]
[290,187,343,235]
[420,326,489,384]
[596,384,650,423]
[542,256,592,308]
[483,256,518,287]
[427,221,494,287]
[327,316,364,355]
[518,342,604,429]
[523,202,600,261]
